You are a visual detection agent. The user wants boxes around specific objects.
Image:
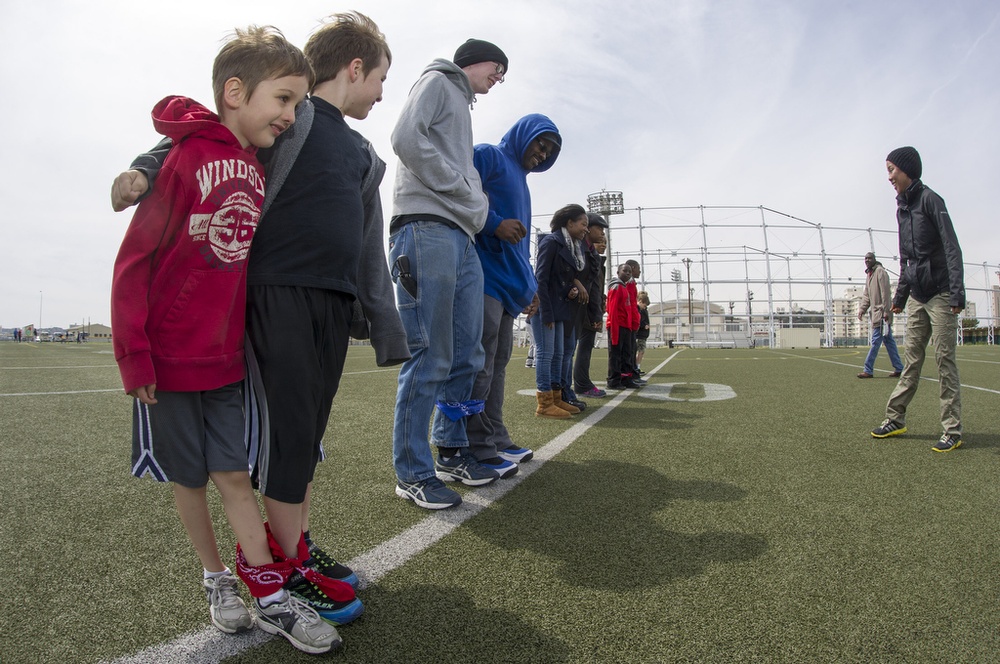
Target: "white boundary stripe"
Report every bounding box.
[1,388,122,397]
[1,365,120,370]
[105,351,684,663]
[0,371,396,399]
[772,350,1000,396]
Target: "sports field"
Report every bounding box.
[2,340,999,663]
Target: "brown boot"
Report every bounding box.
[536,391,570,419]
[550,389,580,414]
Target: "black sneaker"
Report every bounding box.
[932,433,962,453]
[435,449,499,486]
[871,419,907,438]
[285,571,364,626]
[306,542,359,588]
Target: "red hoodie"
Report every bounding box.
[112,96,266,394]
[626,278,640,331]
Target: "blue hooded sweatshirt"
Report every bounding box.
[473,113,561,316]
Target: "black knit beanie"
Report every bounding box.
[886,146,922,180]
[454,39,509,73]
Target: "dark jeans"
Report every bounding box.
[574,326,598,392]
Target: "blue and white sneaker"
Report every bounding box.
[479,457,518,479]
[498,445,533,463]
[284,572,364,626]
[395,477,462,509]
[435,449,499,486]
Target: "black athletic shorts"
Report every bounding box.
[245,285,352,503]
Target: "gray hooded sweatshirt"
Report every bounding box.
[390,59,489,238]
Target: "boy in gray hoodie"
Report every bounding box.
[389,39,508,509]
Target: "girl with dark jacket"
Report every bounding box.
[530,204,589,418]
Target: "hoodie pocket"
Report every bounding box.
[154,270,244,359]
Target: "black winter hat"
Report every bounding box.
[586,212,608,228]
[886,146,922,180]
[454,39,508,73]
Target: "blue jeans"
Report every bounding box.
[530,316,564,392]
[389,222,485,483]
[863,321,903,374]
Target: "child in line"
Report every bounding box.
[624,260,646,385]
[636,291,650,374]
[111,27,342,655]
[531,204,590,418]
[112,12,406,631]
[606,263,640,389]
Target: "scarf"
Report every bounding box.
[561,228,586,271]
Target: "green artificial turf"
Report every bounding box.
[2,341,999,663]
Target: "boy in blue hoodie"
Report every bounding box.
[467,114,562,477]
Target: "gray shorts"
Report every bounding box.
[131,382,249,488]
[636,338,647,352]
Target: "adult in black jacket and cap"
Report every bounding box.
[871,147,966,452]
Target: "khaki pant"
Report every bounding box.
[885,293,962,436]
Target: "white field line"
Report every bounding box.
[2,365,120,370]
[104,351,684,664]
[1,388,122,397]
[0,370,398,398]
[772,350,1000,396]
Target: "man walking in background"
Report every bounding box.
[857,251,903,379]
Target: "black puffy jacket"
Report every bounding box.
[892,180,965,309]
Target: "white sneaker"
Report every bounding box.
[203,572,253,634]
[255,594,343,654]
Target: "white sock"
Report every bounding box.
[258,589,288,607]
[204,567,231,580]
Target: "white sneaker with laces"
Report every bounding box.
[203,572,253,634]
[255,593,343,654]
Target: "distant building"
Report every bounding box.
[648,301,729,343]
[67,323,112,341]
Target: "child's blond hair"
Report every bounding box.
[212,25,314,112]
[638,291,650,305]
[304,11,391,90]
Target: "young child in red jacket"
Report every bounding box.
[111,28,345,655]
[606,263,640,389]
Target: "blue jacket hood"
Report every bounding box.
[498,113,561,173]
[473,114,562,315]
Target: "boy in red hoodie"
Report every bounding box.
[111,27,343,655]
[606,263,640,389]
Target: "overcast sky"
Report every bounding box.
[2,0,998,329]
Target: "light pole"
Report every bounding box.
[39,291,43,335]
[682,258,693,327]
[587,190,624,288]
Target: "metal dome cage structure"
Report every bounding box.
[529,204,998,349]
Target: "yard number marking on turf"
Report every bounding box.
[637,382,736,402]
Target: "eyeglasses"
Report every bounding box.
[491,62,505,83]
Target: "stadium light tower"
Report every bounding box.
[587,190,624,285]
[682,258,693,326]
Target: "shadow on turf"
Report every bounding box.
[590,398,700,431]
[466,459,768,590]
[965,431,1000,451]
[228,585,572,663]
